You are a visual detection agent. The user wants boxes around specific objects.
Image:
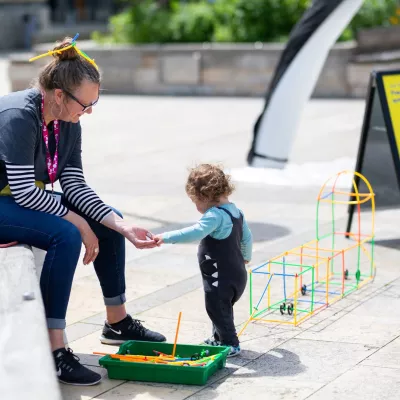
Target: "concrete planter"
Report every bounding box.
[9,40,358,98]
[356,26,400,54]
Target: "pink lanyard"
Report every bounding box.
[41,93,59,192]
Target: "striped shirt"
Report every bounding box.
[5,163,112,222]
[0,88,112,222]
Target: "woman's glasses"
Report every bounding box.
[63,89,99,112]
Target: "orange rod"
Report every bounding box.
[172,311,182,358]
[267,238,323,262]
[334,232,373,238]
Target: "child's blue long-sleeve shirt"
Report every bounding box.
[161,203,253,261]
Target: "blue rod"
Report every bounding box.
[252,261,270,272]
[313,289,340,295]
[296,299,326,305]
[321,191,333,200]
[255,274,273,309]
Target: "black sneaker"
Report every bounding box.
[53,347,102,386]
[100,314,166,345]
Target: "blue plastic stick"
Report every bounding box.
[72,33,80,43]
[321,191,333,200]
[313,289,340,295]
[252,261,270,272]
[296,299,326,305]
[256,274,273,309]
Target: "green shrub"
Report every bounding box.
[169,1,216,42]
[92,0,398,45]
[350,0,398,32]
[126,0,172,43]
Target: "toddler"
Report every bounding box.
[155,164,252,357]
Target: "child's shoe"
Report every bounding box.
[203,337,221,346]
[227,345,241,358]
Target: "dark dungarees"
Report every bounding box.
[197,207,247,347]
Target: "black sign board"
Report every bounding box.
[346,70,400,234]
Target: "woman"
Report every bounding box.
[0,37,166,386]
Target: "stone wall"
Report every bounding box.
[8,40,398,98]
[356,26,400,54]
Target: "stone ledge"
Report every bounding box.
[9,41,400,98]
[356,26,400,54]
[7,41,368,98]
[0,244,61,400]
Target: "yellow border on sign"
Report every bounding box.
[382,74,400,158]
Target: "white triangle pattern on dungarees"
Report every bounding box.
[204,254,219,287]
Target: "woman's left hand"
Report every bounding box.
[122,225,159,249]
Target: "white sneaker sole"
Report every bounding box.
[227,350,241,358]
[99,335,167,345]
[99,335,126,345]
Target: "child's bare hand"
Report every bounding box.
[153,234,164,246]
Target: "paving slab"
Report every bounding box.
[59,366,124,400]
[0,82,392,400]
[306,365,400,400]
[296,293,400,347]
[189,340,375,399]
[361,335,400,370]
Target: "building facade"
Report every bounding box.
[0,0,122,50]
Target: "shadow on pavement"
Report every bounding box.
[373,238,400,250]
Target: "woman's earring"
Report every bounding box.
[50,101,63,120]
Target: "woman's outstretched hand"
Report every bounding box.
[100,212,161,249]
[122,225,160,249]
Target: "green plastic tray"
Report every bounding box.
[98,340,230,385]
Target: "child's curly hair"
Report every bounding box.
[185,164,235,203]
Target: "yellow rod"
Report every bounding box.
[288,252,329,259]
[302,246,342,253]
[319,197,373,205]
[332,191,373,197]
[252,318,294,325]
[237,308,259,337]
[28,44,75,62]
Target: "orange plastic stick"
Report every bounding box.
[172,311,182,357]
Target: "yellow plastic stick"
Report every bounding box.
[28,44,75,62]
[29,41,98,70]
